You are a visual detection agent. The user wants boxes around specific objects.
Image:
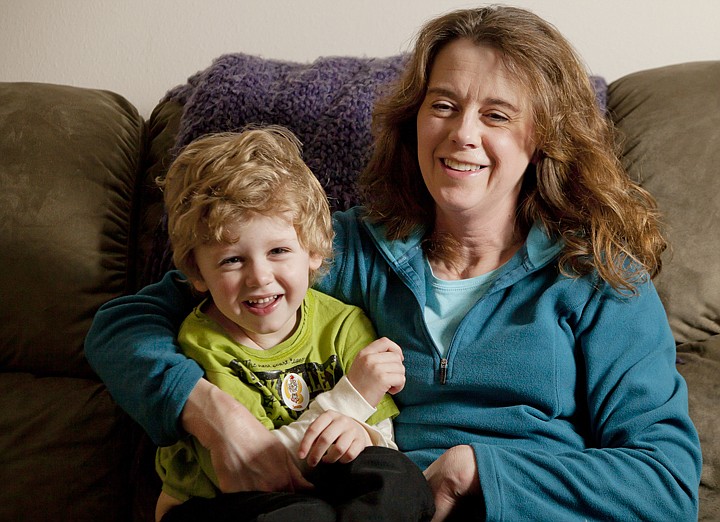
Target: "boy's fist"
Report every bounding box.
[347,337,405,407]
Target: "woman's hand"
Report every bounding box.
[298,410,372,467]
[347,337,405,406]
[182,378,312,492]
[424,445,480,521]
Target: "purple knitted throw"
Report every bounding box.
[164,53,408,211]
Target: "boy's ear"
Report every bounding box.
[191,277,209,293]
[309,253,323,272]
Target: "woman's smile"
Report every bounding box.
[416,38,535,221]
[441,157,488,177]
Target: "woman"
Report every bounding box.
[86,6,701,520]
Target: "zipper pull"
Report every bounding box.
[439,358,448,385]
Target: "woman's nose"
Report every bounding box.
[450,114,481,148]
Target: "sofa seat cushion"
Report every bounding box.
[0,373,138,521]
[676,335,720,521]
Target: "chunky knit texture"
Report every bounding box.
[164,53,408,211]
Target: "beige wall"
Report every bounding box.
[2,0,719,117]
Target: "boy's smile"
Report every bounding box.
[245,295,281,312]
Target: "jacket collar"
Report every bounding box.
[361,217,563,293]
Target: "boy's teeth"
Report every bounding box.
[247,296,277,304]
[444,158,482,171]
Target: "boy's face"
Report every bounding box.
[192,212,322,350]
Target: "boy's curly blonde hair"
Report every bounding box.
[159,125,334,284]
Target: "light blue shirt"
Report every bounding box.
[424,263,497,357]
[423,226,553,357]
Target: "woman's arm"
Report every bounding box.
[469,279,701,521]
[183,379,310,492]
[423,445,481,522]
[85,270,199,445]
[85,270,308,492]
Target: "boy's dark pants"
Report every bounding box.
[162,446,435,521]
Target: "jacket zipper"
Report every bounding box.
[439,358,448,385]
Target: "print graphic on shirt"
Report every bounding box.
[281,373,309,411]
[229,355,343,426]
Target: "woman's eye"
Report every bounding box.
[486,112,509,123]
[431,101,454,113]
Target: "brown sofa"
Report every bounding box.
[0,59,718,521]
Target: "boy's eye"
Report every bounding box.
[269,247,291,255]
[221,256,241,265]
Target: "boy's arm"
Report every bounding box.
[346,337,405,407]
[273,376,398,466]
[310,376,396,448]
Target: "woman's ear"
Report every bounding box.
[531,149,543,165]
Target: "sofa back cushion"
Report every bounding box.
[0,82,146,376]
[608,61,720,344]
[609,61,720,520]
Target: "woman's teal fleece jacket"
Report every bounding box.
[86,207,701,521]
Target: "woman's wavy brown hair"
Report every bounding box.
[359,5,666,293]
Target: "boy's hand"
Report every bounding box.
[347,337,405,406]
[298,410,372,467]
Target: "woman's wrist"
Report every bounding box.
[181,378,251,447]
[179,377,312,493]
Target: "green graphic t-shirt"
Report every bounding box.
[157,288,399,501]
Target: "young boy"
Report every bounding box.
[154,126,433,521]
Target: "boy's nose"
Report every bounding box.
[246,261,273,287]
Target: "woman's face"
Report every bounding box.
[416,38,536,229]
